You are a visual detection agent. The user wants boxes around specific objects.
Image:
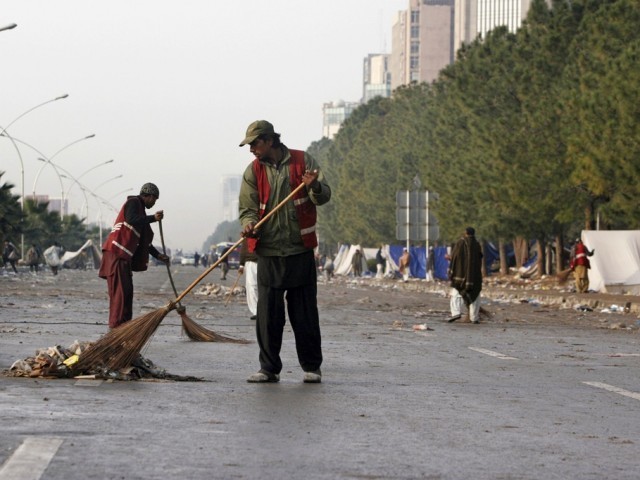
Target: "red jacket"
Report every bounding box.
[571,242,591,269]
[102,196,157,272]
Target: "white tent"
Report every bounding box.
[60,240,102,269]
[333,244,369,276]
[333,244,397,277]
[582,230,640,294]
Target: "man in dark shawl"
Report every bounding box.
[447,227,483,323]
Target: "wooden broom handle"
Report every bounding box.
[172,181,308,304]
[158,220,182,301]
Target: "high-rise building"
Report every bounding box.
[454,0,533,55]
[390,0,455,90]
[322,100,359,139]
[362,53,391,103]
[221,174,241,222]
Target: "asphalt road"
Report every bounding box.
[1,265,639,479]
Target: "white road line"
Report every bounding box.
[468,347,518,360]
[0,437,63,480]
[583,382,640,401]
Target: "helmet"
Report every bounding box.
[140,182,160,198]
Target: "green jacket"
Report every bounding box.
[239,145,331,257]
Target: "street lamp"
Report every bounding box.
[32,133,96,214]
[35,158,66,220]
[64,159,115,202]
[0,94,69,256]
[0,23,17,32]
[93,174,123,193]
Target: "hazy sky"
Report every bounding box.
[1,0,406,252]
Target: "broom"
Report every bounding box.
[224,269,243,307]
[158,220,247,343]
[73,181,308,373]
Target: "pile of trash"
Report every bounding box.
[5,341,203,381]
[195,282,244,297]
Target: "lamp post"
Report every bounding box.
[35,158,66,220]
[0,23,17,32]
[31,133,96,215]
[93,174,123,193]
[0,94,69,257]
[64,159,115,204]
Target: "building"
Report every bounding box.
[362,53,392,103]
[221,175,241,222]
[322,100,359,139]
[454,0,533,54]
[390,0,455,90]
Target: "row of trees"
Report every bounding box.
[0,172,99,257]
[308,0,640,275]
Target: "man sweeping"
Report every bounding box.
[239,120,331,383]
[99,183,170,329]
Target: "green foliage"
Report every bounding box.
[0,176,96,253]
[203,0,640,261]
[202,219,241,253]
[0,172,22,245]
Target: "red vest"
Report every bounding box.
[574,242,591,268]
[102,196,154,271]
[247,149,317,252]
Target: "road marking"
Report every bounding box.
[0,437,63,480]
[583,382,640,401]
[468,347,518,360]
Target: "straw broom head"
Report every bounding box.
[179,310,250,343]
[73,303,173,373]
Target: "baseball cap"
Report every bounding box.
[239,120,275,146]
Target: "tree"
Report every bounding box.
[0,172,22,245]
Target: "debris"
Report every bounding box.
[4,340,204,381]
[412,323,433,331]
[575,305,593,312]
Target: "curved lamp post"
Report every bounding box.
[31,133,96,212]
[64,159,114,203]
[35,158,66,219]
[0,94,69,256]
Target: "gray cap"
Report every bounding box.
[140,182,160,198]
[239,120,275,146]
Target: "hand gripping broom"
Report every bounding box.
[158,219,247,343]
[73,181,308,374]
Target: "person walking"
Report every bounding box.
[570,238,594,293]
[219,245,230,280]
[43,242,64,275]
[239,240,258,320]
[239,120,331,384]
[447,227,483,324]
[399,248,411,282]
[25,244,41,273]
[98,183,170,329]
[426,246,435,282]
[3,240,19,274]
[351,248,364,277]
[375,246,385,279]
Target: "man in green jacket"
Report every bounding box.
[238,120,331,384]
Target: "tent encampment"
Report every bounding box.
[582,230,640,294]
[333,244,370,276]
[60,240,102,269]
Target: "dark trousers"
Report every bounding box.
[104,256,133,328]
[256,251,322,374]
